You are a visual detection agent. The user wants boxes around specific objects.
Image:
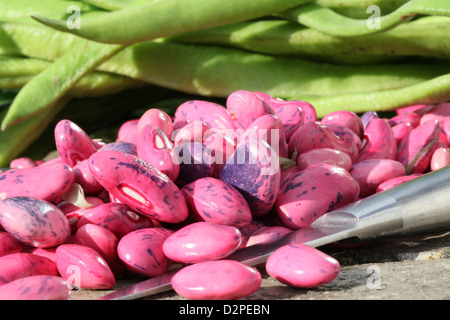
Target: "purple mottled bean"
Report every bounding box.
[0,253,58,285]
[116,119,139,144]
[88,150,188,223]
[174,100,236,134]
[171,260,261,300]
[173,141,215,184]
[203,132,236,178]
[163,222,242,264]
[360,111,379,129]
[72,159,103,195]
[137,123,180,181]
[246,226,292,247]
[99,141,137,155]
[266,244,340,288]
[396,119,441,174]
[0,197,71,248]
[181,177,252,228]
[274,104,304,141]
[357,118,397,162]
[137,108,174,139]
[0,232,24,257]
[55,244,115,289]
[117,228,173,277]
[0,161,74,202]
[76,202,152,238]
[54,119,98,167]
[220,137,280,217]
[276,164,360,229]
[350,159,405,197]
[321,110,364,138]
[226,90,274,130]
[0,275,71,300]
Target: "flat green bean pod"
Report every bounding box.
[32,0,311,44]
[316,0,409,19]
[278,0,450,37]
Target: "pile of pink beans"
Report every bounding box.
[0,89,449,300]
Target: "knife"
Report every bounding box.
[97,165,450,300]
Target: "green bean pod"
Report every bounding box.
[278,0,450,37]
[32,0,311,44]
[316,0,409,19]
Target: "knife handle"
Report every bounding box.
[337,165,450,242]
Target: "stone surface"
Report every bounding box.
[70,229,450,300]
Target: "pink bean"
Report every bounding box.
[0,197,71,248]
[391,122,413,145]
[266,244,340,288]
[117,228,173,277]
[162,222,242,264]
[116,119,139,144]
[0,253,58,285]
[59,197,104,233]
[357,118,397,162]
[98,141,137,155]
[88,150,189,224]
[55,244,115,289]
[0,275,71,300]
[430,147,450,171]
[246,226,292,247]
[396,104,435,116]
[376,174,422,193]
[203,132,236,178]
[350,159,405,197]
[276,164,359,229]
[420,102,450,126]
[9,157,37,169]
[172,121,213,146]
[297,148,352,171]
[0,232,24,257]
[72,159,104,195]
[137,108,174,139]
[29,247,57,263]
[171,260,261,300]
[54,119,98,167]
[321,110,364,138]
[388,113,421,128]
[0,161,74,202]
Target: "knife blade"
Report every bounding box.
[97,165,450,300]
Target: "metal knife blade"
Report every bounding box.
[97,165,450,300]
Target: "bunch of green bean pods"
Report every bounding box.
[0,0,449,166]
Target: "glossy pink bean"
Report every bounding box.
[88,150,189,223]
[72,159,103,195]
[55,244,115,289]
[321,110,364,138]
[350,159,405,197]
[274,103,304,141]
[246,226,292,247]
[116,119,139,144]
[297,148,352,171]
[237,218,270,249]
[117,228,173,277]
[172,121,213,146]
[54,119,98,167]
[76,202,152,238]
[0,161,74,202]
[181,177,252,228]
[0,232,24,257]
[137,108,174,139]
[420,102,450,126]
[29,247,57,263]
[171,260,261,300]
[375,174,422,192]
[174,100,236,134]
[255,93,317,122]
[75,224,124,278]
[163,222,242,264]
[0,275,71,300]
[9,157,37,169]
[388,113,421,128]
[396,104,434,116]
[276,164,360,229]
[391,122,413,144]
[396,119,441,174]
[430,147,450,171]
[266,244,340,288]
[0,197,71,248]
[357,118,397,162]
[137,123,180,181]
[0,253,58,285]
[226,90,275,130]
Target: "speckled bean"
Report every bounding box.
[388,112,421,128]
[174,142,215,184]
[99,141,137,155]
[117,228,173,277]
[88,150,189,223]
[0,275,71,300]
[54,119,98,167]
[350,159,405,197]
[76,202,153,238]
[0,197,71,248]
[0,161,74,202]
[266,244,340,288]
[357,118,397,162]
[174,100,236,134]
[255,93,317,123]
[276,164,360,229]
[137,123,180,181]
[181,177,252,228]
[203,132,236,178]
[274,103,304,141]
[0,232,24,257]
[0,253,58,285]
[171,260,261,300]
[220,137,280,217]
[296,148,352,171]
[163,222,242,264]
[430,147,450,171]
[226,90,275,130]
[137,108,174,139]
[321,110,364,138]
